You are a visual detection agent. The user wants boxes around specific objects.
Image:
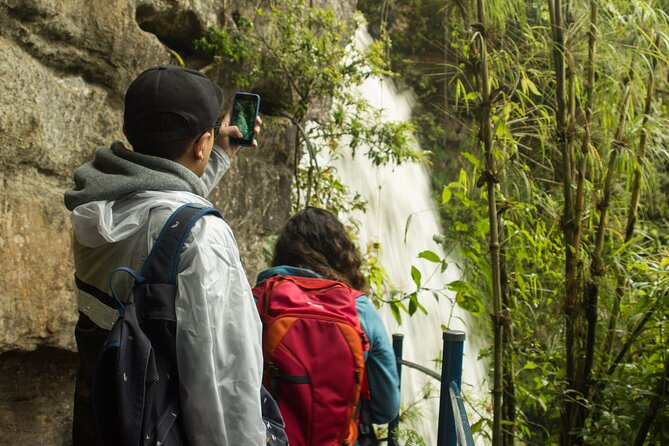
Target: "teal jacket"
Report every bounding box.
[256,266,401,424]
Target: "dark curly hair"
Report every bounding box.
[272,207,368,293]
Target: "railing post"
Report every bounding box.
[437,330,466,446]
[387,333,404,446]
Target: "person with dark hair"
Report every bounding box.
[64,65,265,445]
[255,206,401,444]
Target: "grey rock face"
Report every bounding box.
[0,0,355,442]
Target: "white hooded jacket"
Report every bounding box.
[65,141,265,445]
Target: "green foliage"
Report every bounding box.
[193,14,257,88]
[453,1,669,443]
[195,0,421,216]
[358,241,426,326]
[294,164,367,217]
[362,0,669,443]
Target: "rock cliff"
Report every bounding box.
[0,0,354,442]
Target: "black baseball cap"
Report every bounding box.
[123,65,224,142]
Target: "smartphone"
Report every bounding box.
[229,92,261,146]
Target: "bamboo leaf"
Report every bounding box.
[389,302,402,326]
[403,213,414,244]
[461,151,481,168]
[408,293,417,315]
[415,297,428,315]
[419,250,441,263]
[411,266,422,288]
[525,77,542,96]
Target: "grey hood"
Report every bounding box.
[64,141,207,211]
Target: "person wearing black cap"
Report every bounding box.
[64,65,266,445]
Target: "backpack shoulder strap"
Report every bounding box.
[140,203,223,284]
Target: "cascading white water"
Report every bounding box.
[328,27,488,444]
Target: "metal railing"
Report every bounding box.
[386,330,475,446]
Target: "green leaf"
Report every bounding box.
[448,280,471,292]
[403,213,414,244]
[461,151,480,168]
[495,119,510,139]
[470,418,484,434]
[524,77,542,96]
[465,91,478,101]
[523,361,539,370]
[408,292,417,315]
[413,295,427,315]
[411,266,422,288]
[418,250,441,263]
[441,186,452,204]
[390,302,402,326]
[455,292,481,314]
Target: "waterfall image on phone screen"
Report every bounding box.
[233,99,253,140]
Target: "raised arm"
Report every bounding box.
[201,115,262,196]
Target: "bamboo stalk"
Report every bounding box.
[565,0,576,182]
[474,1,504,445]
[625,35,659,241]
[624,100,652,239]
[444,4,450,138]
[603,41,658,369]
[567,50,577,181]
[570,1,598,439]
[572,0,597,259]
[593,42,663,423]
[585,60,634,385]
[549,1,578,443]
[591,75,632,275]
[577,54,637,443]
[500,242,516,446]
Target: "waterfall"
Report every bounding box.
[327,27,487,443]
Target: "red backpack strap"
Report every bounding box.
[361,368,371,403]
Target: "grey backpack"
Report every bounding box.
[92,203,287,446]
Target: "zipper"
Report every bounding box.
[262,276,349,313]
[269,313,357,326]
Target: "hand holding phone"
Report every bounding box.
[228,92,261,147]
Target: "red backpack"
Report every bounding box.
[252,275,370,446]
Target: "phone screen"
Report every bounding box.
[229,93,260,146]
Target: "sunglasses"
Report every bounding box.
[195,119,222,142]
[212,119,222,139]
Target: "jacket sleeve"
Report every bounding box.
[356,296,401,424]
[174,214,265,446]
[200,144,231,196]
